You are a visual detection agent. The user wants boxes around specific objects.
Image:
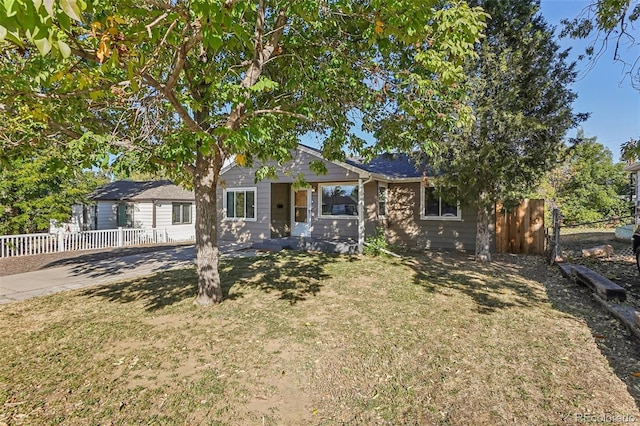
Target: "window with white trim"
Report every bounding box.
[420,186,461,220]
[224,187,256,220]
[378,183,387,217]
[319,183,359,218]
[172,203,192,224]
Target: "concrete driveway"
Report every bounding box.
[0,242,255,304]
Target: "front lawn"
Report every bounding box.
[1,252,638,425]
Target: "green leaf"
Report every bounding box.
[0,25,6,43]
[4,27,23,47]
[43,0,54,17]
[33,0,43,10]
[57,11,71,31]
[34,37,51,56]
[57,39,71,58]
[206,33,223,50]
[3,0,16,17]
[60,0,82,22]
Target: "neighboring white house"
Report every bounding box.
[52,180,196,241]
[49,204,96,233]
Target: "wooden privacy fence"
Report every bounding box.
[495,199,545,255]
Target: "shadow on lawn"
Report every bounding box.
[225,251,343,304]
[61,246,196,280]
[42,243,194,270]
[541,262,640,411]
[403,251,547,314]
[80,251,341,310]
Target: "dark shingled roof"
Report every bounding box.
[345,153,428,178]
[91,180,194,201]
[300,144,428,178]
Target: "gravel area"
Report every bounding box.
[0,243,194,277]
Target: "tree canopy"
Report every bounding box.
[561,0,640,89]
[428,0,585,261]
[0,150,107,235]
[0,0,487,303]
[539,131,630,225]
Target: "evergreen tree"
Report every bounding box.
[431,0,585,261]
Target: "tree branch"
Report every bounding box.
[239,108,310,123]
[140,18,178,75]
[141,72,205,133]
[165,23,202,92]
[146,12,169,38]
[225,4,288,131]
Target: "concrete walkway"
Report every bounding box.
[0,242,256,304]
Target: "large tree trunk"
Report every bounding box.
[475,192,492,262]
[193,151,223,305]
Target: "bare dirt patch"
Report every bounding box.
[1,251,639,425]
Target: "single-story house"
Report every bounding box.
[51,180,196,241]
[218,144,486,251]
[91,180,196,237]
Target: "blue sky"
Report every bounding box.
[539,0,640,162]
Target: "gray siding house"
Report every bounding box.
[218,145,484,251]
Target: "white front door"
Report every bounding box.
[291,188,311,237]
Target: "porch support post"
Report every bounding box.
[358,178,365,253]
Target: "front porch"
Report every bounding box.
[251,236,359,254]
[269,181,366,247]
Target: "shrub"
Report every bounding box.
[363,227,391,256]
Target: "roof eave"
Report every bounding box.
[624,162,640,172]
[296,144,371,178]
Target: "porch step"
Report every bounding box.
[572,265,627,301]
[251,237,358,254]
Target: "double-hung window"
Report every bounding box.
[225,187,256,220]
[172,203,192,224]
[420,186,461,220]
[378,183,387,217]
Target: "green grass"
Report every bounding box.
[0,251,638,425]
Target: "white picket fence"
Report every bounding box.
[0,227,195,258]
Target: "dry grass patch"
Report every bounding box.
[0,251,638,425]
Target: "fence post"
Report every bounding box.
[550,207,561,264]
[117,227,124,247]
[57,232,65,252]
[164,227,168,243]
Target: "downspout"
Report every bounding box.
[358,174,374,253]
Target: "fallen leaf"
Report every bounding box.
[631,372,640,377]
[374,20,384,35]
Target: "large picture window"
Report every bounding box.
[172,203,192,224]
[225,188,256,220]
[420,186,461,220]
[319,183,358,218]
